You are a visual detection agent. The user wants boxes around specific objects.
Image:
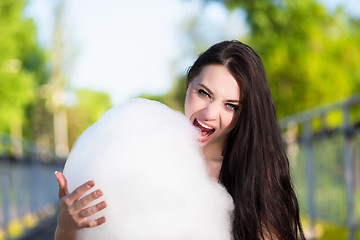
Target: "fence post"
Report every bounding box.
[0,135,11,234]
[343,106,355,240]
[0,158,10,235]
[303,120,317,239]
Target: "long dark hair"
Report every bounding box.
[187,40,306,240]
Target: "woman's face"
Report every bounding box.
[185,64,240,149]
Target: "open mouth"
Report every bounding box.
[193,118,215,142]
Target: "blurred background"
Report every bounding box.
[0,0,360,239]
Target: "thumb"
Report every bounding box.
[55,171,69,199]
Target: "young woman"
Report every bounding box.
[55,40,306,240]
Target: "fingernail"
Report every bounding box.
[96,189,103,197]
[55,171,58,175]
[88,181,95,187]
[100,201,107,208]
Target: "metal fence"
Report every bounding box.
[0,93,360,239]
[281,93,360,240]
[0,135,64,239]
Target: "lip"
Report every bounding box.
[193,118,216,142]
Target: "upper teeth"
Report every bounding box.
[197,119,213,130]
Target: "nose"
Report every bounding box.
[202,102,220,121]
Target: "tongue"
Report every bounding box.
[201,130,208,137]
[193,120,214,138]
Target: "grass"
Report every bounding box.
[301,217,360,240]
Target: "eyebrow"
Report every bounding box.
[198,84,214,95]
[198,84,242,104]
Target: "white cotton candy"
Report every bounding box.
[63,98,234,240]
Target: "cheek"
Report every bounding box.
[223,112,237,132]
[185,92,205,120]
[184,91,193,119]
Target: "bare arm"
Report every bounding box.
[54,172,107,240]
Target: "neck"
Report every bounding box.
[202,142,224,180]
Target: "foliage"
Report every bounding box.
[139,76,187,113]
[221,0,360,118]
[0,0,115,153]
[301,218,360,240]
[151,0,360,122]
[0,0,45,136]
[67,89,112,148]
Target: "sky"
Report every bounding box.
[25,0,360,105]
[25,0,247,105]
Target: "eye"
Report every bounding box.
[225,103,239,111]
[197,89,211,98]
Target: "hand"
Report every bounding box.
[55,172,107,239]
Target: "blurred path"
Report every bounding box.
[19,217,57,240]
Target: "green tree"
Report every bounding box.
[67,89,112,148]
[0,0,46,153]
[153,0,360,121]
[139,75,187,112]
[222,0,360,117]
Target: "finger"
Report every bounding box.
[77,216,106,229]
[88,216,106,228]
[72,189,104,211]
[78,200,107,218]
[55,171,69,198]
[67,180,95,203]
